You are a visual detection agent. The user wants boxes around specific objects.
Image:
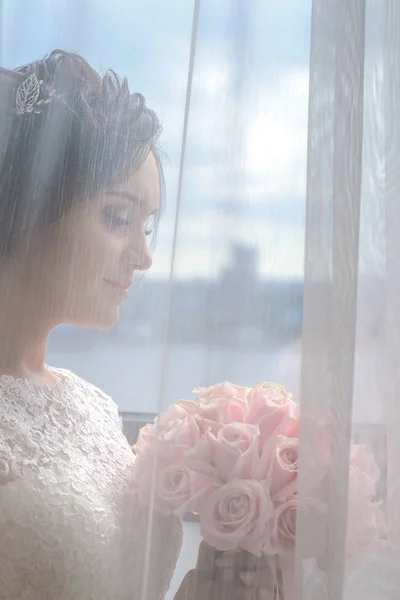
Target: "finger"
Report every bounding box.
[238,550,268,573]
[215,549,261,590]
[214,549,238,568]
[235,583,275,600]
[196,541,218,578]
[215,561,236,585]
[240,588,274,600]
[233,585,262,600]
[214,579,260,600]
[239,571,257,586]
[215,548,260,574]
[239,567,275,591]
[240,551,259,573]
[214,547,241,579]
[215,555,235,568]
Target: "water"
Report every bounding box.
[46,341,302,413]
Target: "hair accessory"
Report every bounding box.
[15,73,56,115]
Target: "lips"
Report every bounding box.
[104,279,133,292]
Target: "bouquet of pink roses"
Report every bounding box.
[132,381,384,598]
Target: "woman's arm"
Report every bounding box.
[173,543,279,600]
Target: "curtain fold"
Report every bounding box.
[384,1,400,598]
[297,0,399,598]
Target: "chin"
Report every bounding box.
[72,305,120,330]
[97,307,120,330]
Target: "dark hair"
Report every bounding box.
[0,50,164,258]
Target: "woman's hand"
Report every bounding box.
[173,542,280,600]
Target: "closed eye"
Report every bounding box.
[103,205,132,228]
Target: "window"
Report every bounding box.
[1,0,311,418]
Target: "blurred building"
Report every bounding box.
[49,244,303,351]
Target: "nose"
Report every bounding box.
[136,245,152,271]
[125,237,152,272]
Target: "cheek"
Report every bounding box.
[79,230,117,272]
[54,222,122,287]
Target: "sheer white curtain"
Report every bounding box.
[1,0,398,598]
[296,0,397,598]
[384,2,400,598]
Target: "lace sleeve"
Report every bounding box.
[0,372,183,600]
[0,421,24,597]
[85,380,184,599]
[0,465,48,599]
[0,502,29,599]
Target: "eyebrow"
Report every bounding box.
[106,189,158,217]
[106,190,141,204]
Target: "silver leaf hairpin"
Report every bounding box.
[16,73,56,115]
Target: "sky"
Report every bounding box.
[0,0,312,280]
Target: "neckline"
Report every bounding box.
[0,365,73,393]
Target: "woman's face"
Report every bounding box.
[26,151,160,330]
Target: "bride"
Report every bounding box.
[0,50,272,599]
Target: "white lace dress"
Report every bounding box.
[0,368,183,600]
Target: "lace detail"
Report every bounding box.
[0,368,182,600]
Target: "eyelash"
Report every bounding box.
[104,206,153,236]
[104,206,131,227]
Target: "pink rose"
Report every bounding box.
[194,381,250,401]
[136,407,206,462]
[135,418,198,461]
[158,416,206,463]
[266,494,327,558]
[136,457,219,515]
[200,479,275,556]
[135,423,157,454]
[156,400,198,431]
[196,396,247,426]
[141,417,215,467]
[268,436,299,500]
[208,423,260,480]
[215,422,259,453]
[246,383,297,447]
[257,415,332,500]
